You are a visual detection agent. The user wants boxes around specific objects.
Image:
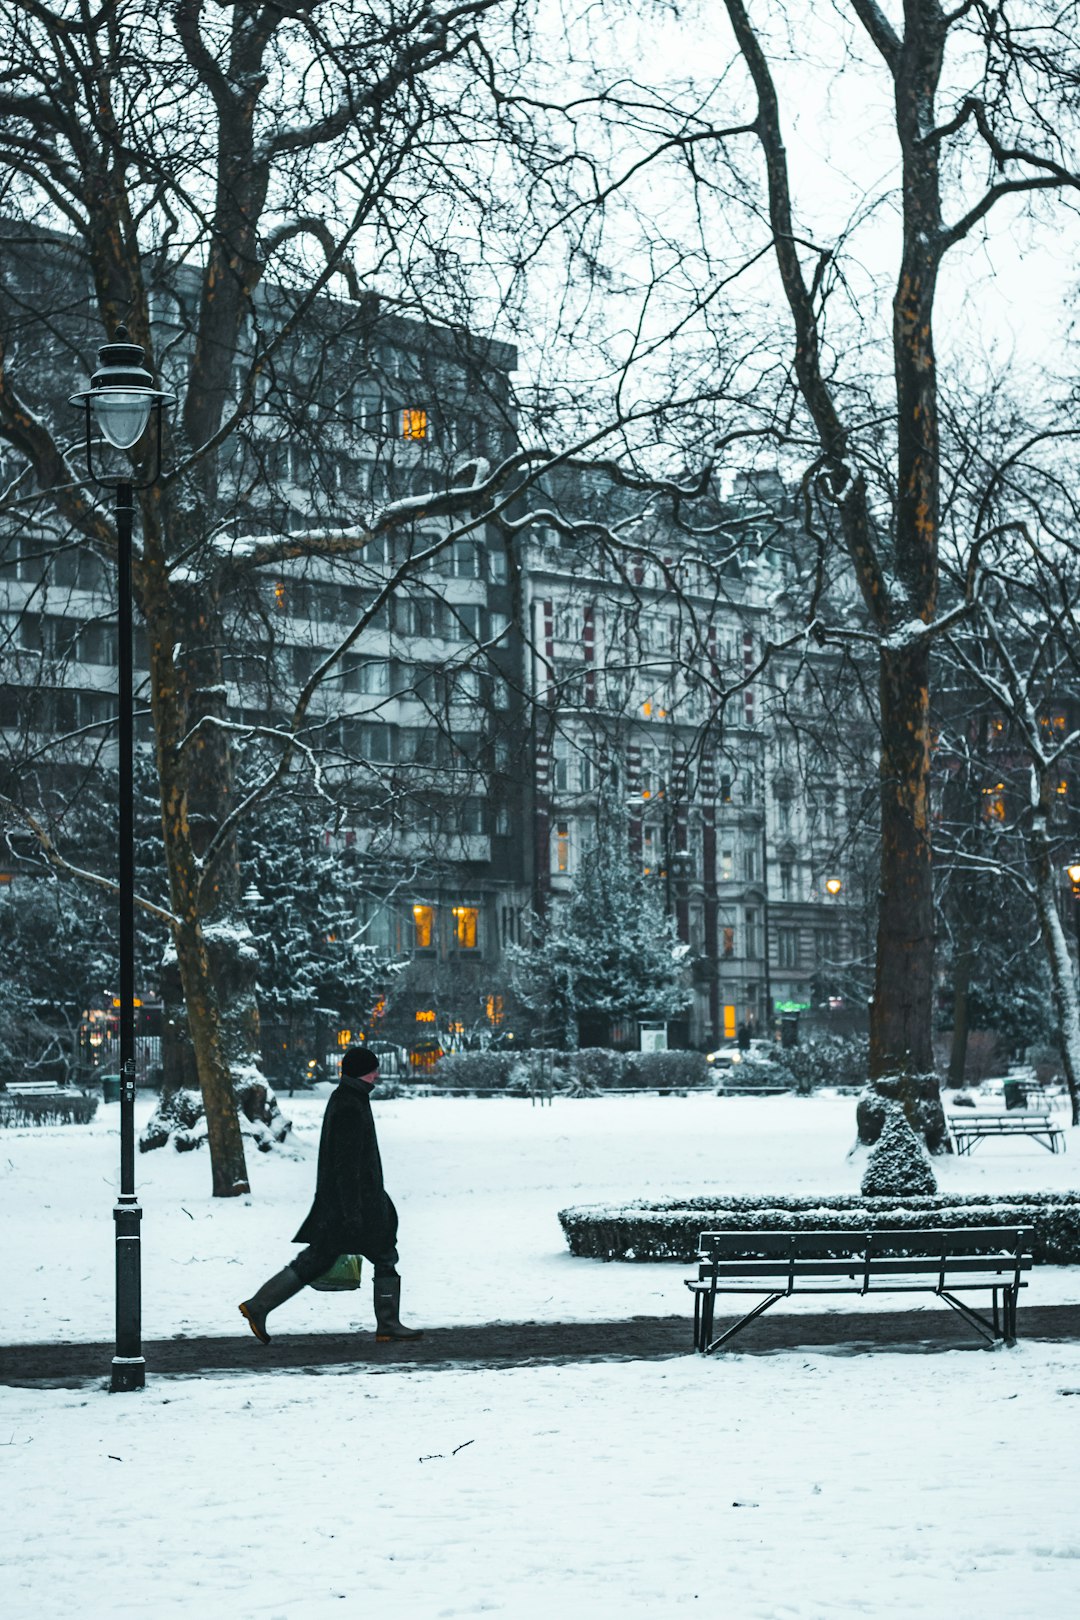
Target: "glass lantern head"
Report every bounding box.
[70,326,172,450]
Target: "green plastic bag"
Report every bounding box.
[309,1253,363,1292]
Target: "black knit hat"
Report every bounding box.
[341,1046,379,1079]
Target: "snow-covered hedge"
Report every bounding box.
[558,1193,1080,1264]
[425,1048,709,1092]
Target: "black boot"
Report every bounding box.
[373,1273,423,1341]
[239,1265,305,1345]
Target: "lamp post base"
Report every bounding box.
[110,1356,146,1393]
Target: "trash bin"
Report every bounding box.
[101,1074,121,1104]
[1003,1078,1025,1111]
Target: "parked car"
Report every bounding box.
[705,1039,776,1068]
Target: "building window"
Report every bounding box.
[402,408,427,440]
[345,658,390,695]
[485,994,504,1026]
[553,738,571,793]
[448,538,483,578]
[720,774,733,804]
[642,823,662,876]
[744,907,759,959]
[495,805,512,835]
[982,784,1006,823]
[778,927,799,969]
[723,1003,737,1039]
[555,820,571,873]
[412,904,435,950]
[452,905,479,949]
[779,861,793,900]
[722,925,735,959]
[720,848,733,882]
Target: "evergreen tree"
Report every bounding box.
[509,809,691,1048]
[242,799,396,1080]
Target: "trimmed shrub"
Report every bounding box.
[861,1104,938,1197]
[431,1051,518,1090]
[0,1089,99,1127]
[573,1048,629,1090]
[779,1035,869,1093]
[624,1050,709,1090]
[558,1191,1080,1265]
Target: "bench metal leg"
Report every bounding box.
[702,1292,784,1355]
[939,1290,1015,1346]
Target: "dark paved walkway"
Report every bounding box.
[3,1303,1080,1386]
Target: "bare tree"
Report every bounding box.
[0,0,543,1193]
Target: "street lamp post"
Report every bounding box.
[71,328,173,1394]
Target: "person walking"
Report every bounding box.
[239,1046,422,1344]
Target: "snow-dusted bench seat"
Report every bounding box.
[949,1112,1065,1156]
[686,1226,1033,1354]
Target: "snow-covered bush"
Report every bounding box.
[624,1051,708,1089]
[717,1054,791,1090]
[430,1051,518,1090]
[779,1035,869,1092]
[140,1075,290,1154]
[558,1193,1080,1264]
[860,1104,938,1196]
[572,1048,628,1090]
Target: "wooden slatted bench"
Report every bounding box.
[2,1081,72,1096]
[686,1226,1033,1354]
[949,1111,1065,1156]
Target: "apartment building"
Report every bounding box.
[1,224,869,1065]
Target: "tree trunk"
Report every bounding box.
[947,938,972,1088]
[135,519,257,1192]
[1027,777,1080,1128]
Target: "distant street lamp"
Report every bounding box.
[824,876,843,898]
[1066,860,1080,963]
[71,328,174,1394]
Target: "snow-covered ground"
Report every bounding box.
[3,1092,1080,1619]
[3,1090,1079,1343]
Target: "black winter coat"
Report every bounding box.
[293,1078,398,1257]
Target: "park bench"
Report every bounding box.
[949,1111,1065,1156]
[686,1225,1033,1353]
[0,1080,97,1127]
[2,1080,70,1095]
[717,1080,794,1096]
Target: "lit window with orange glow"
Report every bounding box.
[413,904,435,949]
[274,580,286,610]
[402,408,428,440]
[555,820,570,873]
[415,1008,436,1023]
[485,994,504,1026]
[982,784,1006,822]
[452,905,478,949]
[337,1029,352,1047]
